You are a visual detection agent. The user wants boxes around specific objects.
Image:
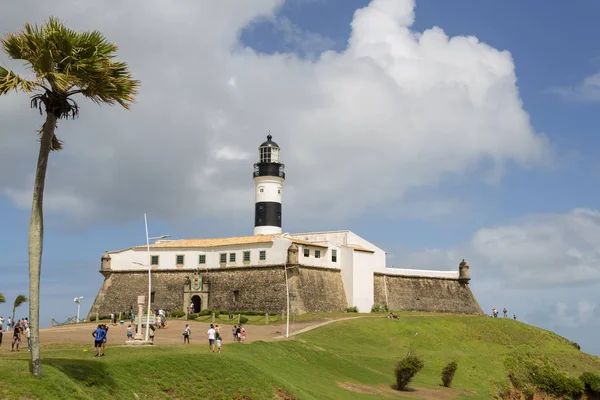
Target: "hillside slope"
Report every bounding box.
[0,315,598,399]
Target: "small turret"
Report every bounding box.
[100,251,112,277]
[287,243,299,265]
[458,259,470,283]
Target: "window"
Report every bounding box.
[233,290,239,302]
[220,253,227,263]
[243,251,250,262]
[277,188,281,194]
[303,248,310,257]
[259,186,264,193]
[315,250,321,259]
[151,255,159,266]
[176,255,184,265]
[332,249,337,262]
[259,250,266,261]
[229,253,236,262]
[199,255,206,264]
[151,291,155,303]
[260,147,272,163]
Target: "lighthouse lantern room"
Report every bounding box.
[253,134,285,235]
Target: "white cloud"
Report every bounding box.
[0,0,549,229]
[390,208,600,286]
[552,71,600,102]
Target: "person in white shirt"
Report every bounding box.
[207,324,216,353]
[26,326,31,352]
[0,315,4,330]
[7,317,12,331]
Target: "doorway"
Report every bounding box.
[191,295,202,313]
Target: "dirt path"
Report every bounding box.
[0,315,375,353]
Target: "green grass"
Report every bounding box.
[1,315,598,399]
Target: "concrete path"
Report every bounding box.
[273,316,371,339]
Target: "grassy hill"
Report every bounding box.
[0,314,598,399]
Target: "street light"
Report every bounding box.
[74,296,83,323]
[143,213,170,342]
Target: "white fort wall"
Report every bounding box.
[109,238,292,271]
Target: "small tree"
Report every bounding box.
[394,349,424,391]
[12,295,28,323]
[0,292,5,304]
[441,361,458,387]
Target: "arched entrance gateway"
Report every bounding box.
[183,271,210,313]
[191,295,201,313]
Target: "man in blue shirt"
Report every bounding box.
[92,325,106,358]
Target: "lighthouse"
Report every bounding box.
[253,134,285,235]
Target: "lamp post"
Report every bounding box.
[136,214,170,342]
[74,296,83,323]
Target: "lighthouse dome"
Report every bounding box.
[260,134,279,148]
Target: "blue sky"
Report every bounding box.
[1,0,599,356]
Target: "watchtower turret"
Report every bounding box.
[458,259,470,283]
[100,251,112,278]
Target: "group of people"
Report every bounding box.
[0,316,28,332]
[0,317,31,352]
[91,324,109,357]
[180,323,247,352]
[492,307,517,320]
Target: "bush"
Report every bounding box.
[198,309,211,316]
[371,302,389,313]
[346,306,358,313]
[169,309,185,318]
[580,372,600,393]
[529,365,584,400]
[187,313,199,320]
[239,316,249,324]
[441,361,458,387]
[393,353,424,391]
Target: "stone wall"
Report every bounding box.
[88,265,349,318]
[374,273,484,315]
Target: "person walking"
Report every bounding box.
[183,324,191,344]
[503,308,508,318]
[11,325,21,352]
[207,324,216,352]
[126,324,133,341]
[216,328,222,353]
[0,315,4,331]
[25,325,31,352]
[232,325,237,342]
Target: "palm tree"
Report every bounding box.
[0,292,5,304]
[11,295,28,325]
[0,17,139,376]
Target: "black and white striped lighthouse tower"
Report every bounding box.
[253,134,285,235]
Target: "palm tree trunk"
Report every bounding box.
[28,112,56,376]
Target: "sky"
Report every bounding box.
[0,0,599,355]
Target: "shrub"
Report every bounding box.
[580,372,600,393]
[393,353,424,391]
[371,302,389,313]
[346,306,358,313]
[441,361,458,387]
[187,313,199,320]
[198,309,211,316]
[529,365,584,400]
[239,316,249,324]
[169,309,185,318]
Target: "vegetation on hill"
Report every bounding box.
[0,314,598,399]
